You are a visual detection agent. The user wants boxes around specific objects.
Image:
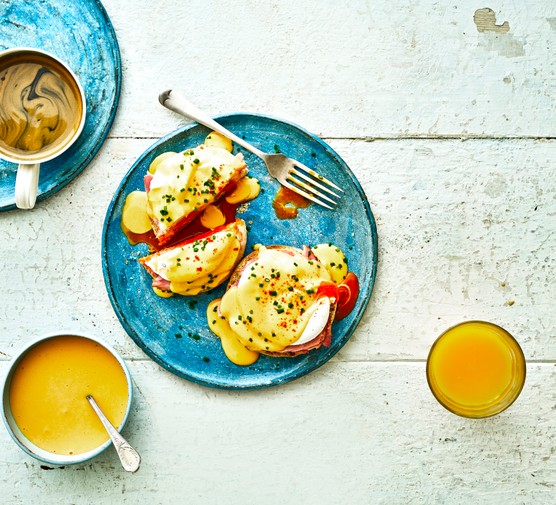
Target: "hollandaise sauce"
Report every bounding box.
[9,335,129,455]
[206,243,360,365]
[218,246,333,354]
[225,176,260,204]
[426,321,526,418]
[121,190,153,245]
[200,204,226,229]
[272,186,310,219]
[312,243,348,284]
[145,145,245,237]
[141,219,247,297]
[207,299,259,366]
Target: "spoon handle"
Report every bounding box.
[86,395,141,473]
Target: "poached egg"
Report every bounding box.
[208,244,349,365]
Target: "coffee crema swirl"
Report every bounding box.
[0,58,83,161]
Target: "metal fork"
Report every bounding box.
[159,90,342,209]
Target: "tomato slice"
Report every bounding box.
[335,272,359,320]
[317,281,338,300]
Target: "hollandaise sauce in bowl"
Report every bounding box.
[1,332,133,465]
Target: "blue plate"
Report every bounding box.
[102,114,378,389]
[0,0,121,211]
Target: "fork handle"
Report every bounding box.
[159,90,265,158]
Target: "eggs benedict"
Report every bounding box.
[145,143,247,245]
[139,219,247,297]
[208,243,358,363]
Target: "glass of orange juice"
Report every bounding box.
[426,321,526,418]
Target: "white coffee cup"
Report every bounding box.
[0,47,86,209]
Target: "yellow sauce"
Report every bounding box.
[427,321,526,417]
[200,204,226,229]
[146,145,245,236]
[312,243,348,284]
[144,219,246,297]
[204,131,233,152]
[121,190,151,236]
[9,335,129,455]
[225,177,260,204]
[149,151,177,174]
[152,286,173,298]
[207,299,259,366]
[217,246,331,353]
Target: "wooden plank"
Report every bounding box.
[334,137,556,362]
[1,360,554,504]
[0,138,554,361]
[103,0,556,138]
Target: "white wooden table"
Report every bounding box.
[1,1,555,503]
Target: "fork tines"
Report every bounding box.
[285,162,343,209]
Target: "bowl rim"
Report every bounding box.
[1,331,133,465]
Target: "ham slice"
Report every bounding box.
[152,276,171,291]
[144,173,153,193]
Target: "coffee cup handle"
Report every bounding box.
[15,163,40,209]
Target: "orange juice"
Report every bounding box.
[9,335,129,455]
[426,321,525,418]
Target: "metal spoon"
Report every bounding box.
[86,394,141,473]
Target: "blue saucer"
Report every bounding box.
[102,114,378,389]
[0,0,121,210]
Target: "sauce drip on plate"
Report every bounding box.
[207,299,260,366]
[272,186,310,220]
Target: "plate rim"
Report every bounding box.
[0,0,122,211]
[101,112,378,389]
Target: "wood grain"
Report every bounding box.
[1,1,555,502]
[104,0,556,138]
[1,360,555,504]
[0,138,553,361]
